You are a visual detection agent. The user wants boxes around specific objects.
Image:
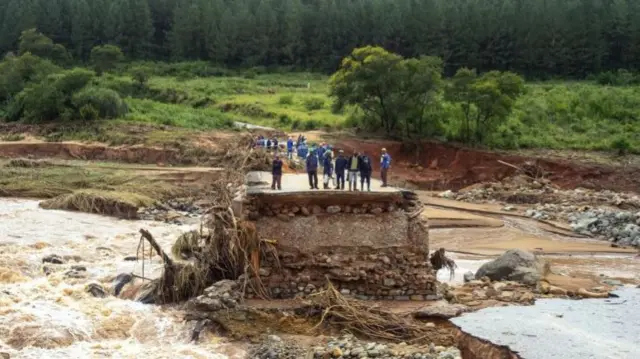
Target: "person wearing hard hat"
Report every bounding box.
[380,148,391,187]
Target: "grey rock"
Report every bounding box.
[414,303,469,319]
[383,278,396,286]
[463,271,475,283]
[475,249,546,285]
[86,283,107,298]
[113,273,133,296]
[42,254,65,264]
[326,205,341,214]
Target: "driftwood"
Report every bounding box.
[430,248,457,280]
[139,228,173,266]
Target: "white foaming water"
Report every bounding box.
[0,198,245,359]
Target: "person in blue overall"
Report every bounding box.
[306,149,319,190]
[334,150,348,190]
[286,137,294,160]
[322,149,334,189]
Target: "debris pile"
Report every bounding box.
[312,334,462,359]
[439,175,640,212]
[443,278,537,307]
[569,209,640,246]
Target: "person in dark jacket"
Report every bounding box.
[271,154,283,190]
[306,149,319,190]
[266,139,272,150]
[359,151,373,191]
[334,150,347,190]
[322,149,333,189]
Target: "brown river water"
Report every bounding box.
[0,198,245,359]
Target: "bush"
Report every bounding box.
[594,69,639,86]
[278,95,294,105]
[303,119,319,130]
[610,137,631,155]
[243,69,257,79]
[72,86,128,119]
[0,53,61,103]
[79,104,99,121]
[90,45,124,75]
[130,67,150,87]
[12,68,95,123]
[303,97,325,111]
[278,114,292,125]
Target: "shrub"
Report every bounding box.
[0,53,61,103]
[278,95,294,105]
[243,69,257,79]
[278,114,292,125]
[90,45,124,75]
[11,69,94,123]
[130,67,150,87]
[610,137,631,155]
[303,119,319,130]
[303,97,325,111]
[72,86,128,119]
[79,104,99,121]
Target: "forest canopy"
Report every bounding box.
[1,0,640,77]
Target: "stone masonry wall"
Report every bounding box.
[241,190,436,300]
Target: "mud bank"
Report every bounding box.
[0,142,194,165]
[452,326,521,359]
[451,288,640,359]
[334,139,640,193]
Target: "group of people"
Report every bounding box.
[270,138,392,192]
[254,135,280,150]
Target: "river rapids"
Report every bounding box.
[0,198,245,359]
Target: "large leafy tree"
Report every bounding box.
[446,68,525,143]
[330,46,444,147]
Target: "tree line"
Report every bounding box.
[330,46,525,152]
[2,0,640,77]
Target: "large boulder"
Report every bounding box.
[475,249,546,286]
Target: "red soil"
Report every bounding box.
[334,139,640,193]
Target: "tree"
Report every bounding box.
[106,0,153,58]
[446,68,525,143]
[130,66,150,87]
[18,28,70,65]
[90,44,124,75]
[330,46,404,135]
[330,46,444,145]
[397,56,444,161]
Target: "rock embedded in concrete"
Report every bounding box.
[326,205,341,214]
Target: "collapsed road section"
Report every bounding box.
[235,172,438,300]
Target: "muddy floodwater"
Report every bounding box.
[0,199,245,359]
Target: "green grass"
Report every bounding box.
[7,66,639,154]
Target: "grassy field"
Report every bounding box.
[4,65,639,154]
[102,71,639,153]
